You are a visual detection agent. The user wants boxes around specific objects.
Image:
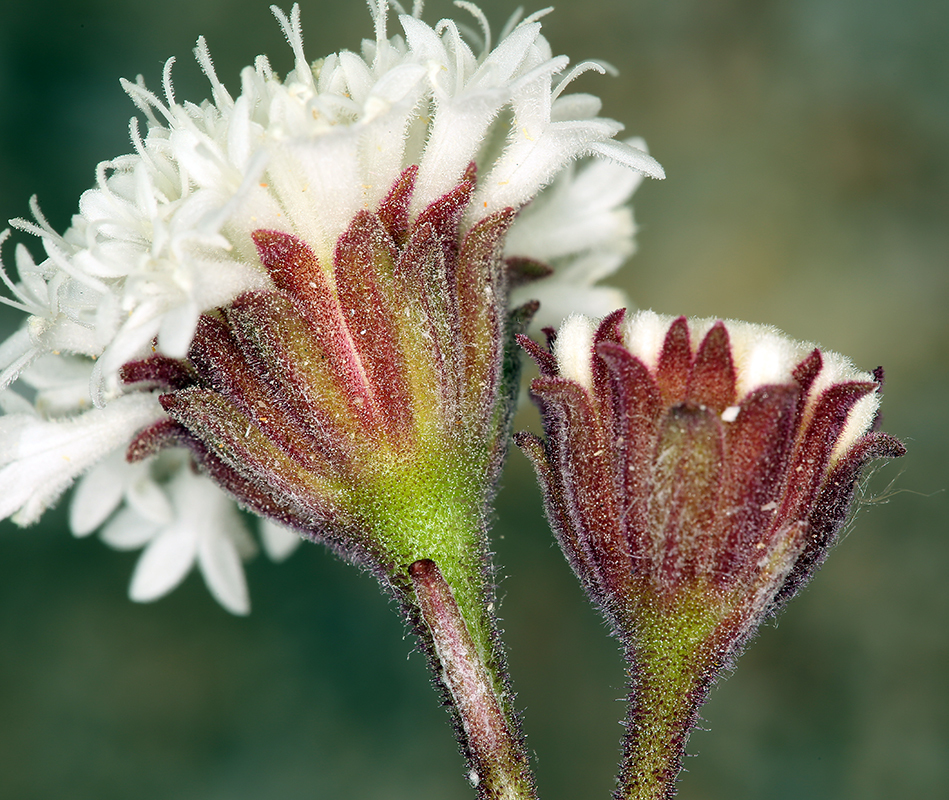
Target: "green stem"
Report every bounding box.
[615,590,728,800]
[359,456,536,799]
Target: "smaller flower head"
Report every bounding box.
[519,308,904,634]
[517,309,904,797]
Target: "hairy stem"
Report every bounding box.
[615,590,728,800]
[409,558,537,800]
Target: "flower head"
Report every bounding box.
[517,309,904,798]
[0,3,661,612]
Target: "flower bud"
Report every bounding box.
[517,309,904,800]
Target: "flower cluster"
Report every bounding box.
[0,3,661,613]
[517,309,904,799]
[0,3,907,797]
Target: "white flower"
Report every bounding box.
[100,462,258,616]
[2,2,660,395]
[0,2,659,612]
[0,390,164,525]
[74,448,300,613]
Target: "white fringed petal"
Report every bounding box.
[0,393,163,525]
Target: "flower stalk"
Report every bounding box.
[616,589,738,800]
[410,558,536,800]
[116,163,540,793]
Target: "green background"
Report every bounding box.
[1,0,946,798]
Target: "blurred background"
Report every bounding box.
[1,0,946,798]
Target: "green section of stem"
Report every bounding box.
[360,448,495,663]
[352,444,536,800]
[617,586,730,800]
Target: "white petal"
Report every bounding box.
[157,300,200,358]
[128,524,198,603]
[165,469,255,614]
[550,92,602,122]
[259,518,303,562]
[399,15,449,64]
[24,355,99,418]
[554,315,599,390]
[522,282,629,332]
[470,22,543,87]
[477,119,623,216]
[198,528,251,616]
[20,353,94,391]
[278,131,363,258]
[69,450,133,536]
[621,310,674,370]
[0,328,36,390]
[413,90,508,212]
[30,314,103,360]
[0,388,36,415]
[125,474,175,524]
[587,139,665,180]
[100,507,162,550]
